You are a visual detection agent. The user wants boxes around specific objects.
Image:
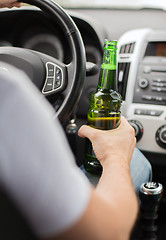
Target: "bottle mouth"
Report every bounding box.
[104,39,117,49]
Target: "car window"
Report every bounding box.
[55,0,166,10]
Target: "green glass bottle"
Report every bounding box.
[84,40,122,175]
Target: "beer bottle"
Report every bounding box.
[84,40,122,175]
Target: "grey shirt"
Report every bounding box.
[0,65,91,237]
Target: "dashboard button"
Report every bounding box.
[139,78,149,89]
[152,87,166,92]
[154,96,163,102]
[146,110,163,116]
[143,66,151,73]
[153,79,166,83]
[152,83,166,87]
[134,109,163,116]
[142,95,153,101]
[135,109,146,115]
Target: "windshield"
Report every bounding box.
[55,0,166,10]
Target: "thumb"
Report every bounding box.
[78,125,99,139]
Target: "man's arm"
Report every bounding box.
[0,64,137,240]
[45,117,138,240]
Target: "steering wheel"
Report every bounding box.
[0,0,86,123]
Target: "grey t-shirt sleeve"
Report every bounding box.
[0,66,91,237]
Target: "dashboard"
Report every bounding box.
[118,29,166,163]
[1,6,166,167]
[0,7,104,63]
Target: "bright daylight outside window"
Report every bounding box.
[54,0,166,9]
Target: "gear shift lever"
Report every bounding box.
[139,182,163,240]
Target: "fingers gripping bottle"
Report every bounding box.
[84,40,122,175]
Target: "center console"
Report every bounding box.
[118,28,166,155]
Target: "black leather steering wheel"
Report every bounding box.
[0,0,86,123]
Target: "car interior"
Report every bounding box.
[0,0,166,239]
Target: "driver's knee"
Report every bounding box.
[130,147,152,196]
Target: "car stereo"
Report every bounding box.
[118,28,166,155]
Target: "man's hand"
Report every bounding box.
[0,0,23,8]
[78,116,136,168]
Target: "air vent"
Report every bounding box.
[119,42,135,54]
[118,62,131,100]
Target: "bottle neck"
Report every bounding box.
[97,44,117,91]
[97,68,117,90]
